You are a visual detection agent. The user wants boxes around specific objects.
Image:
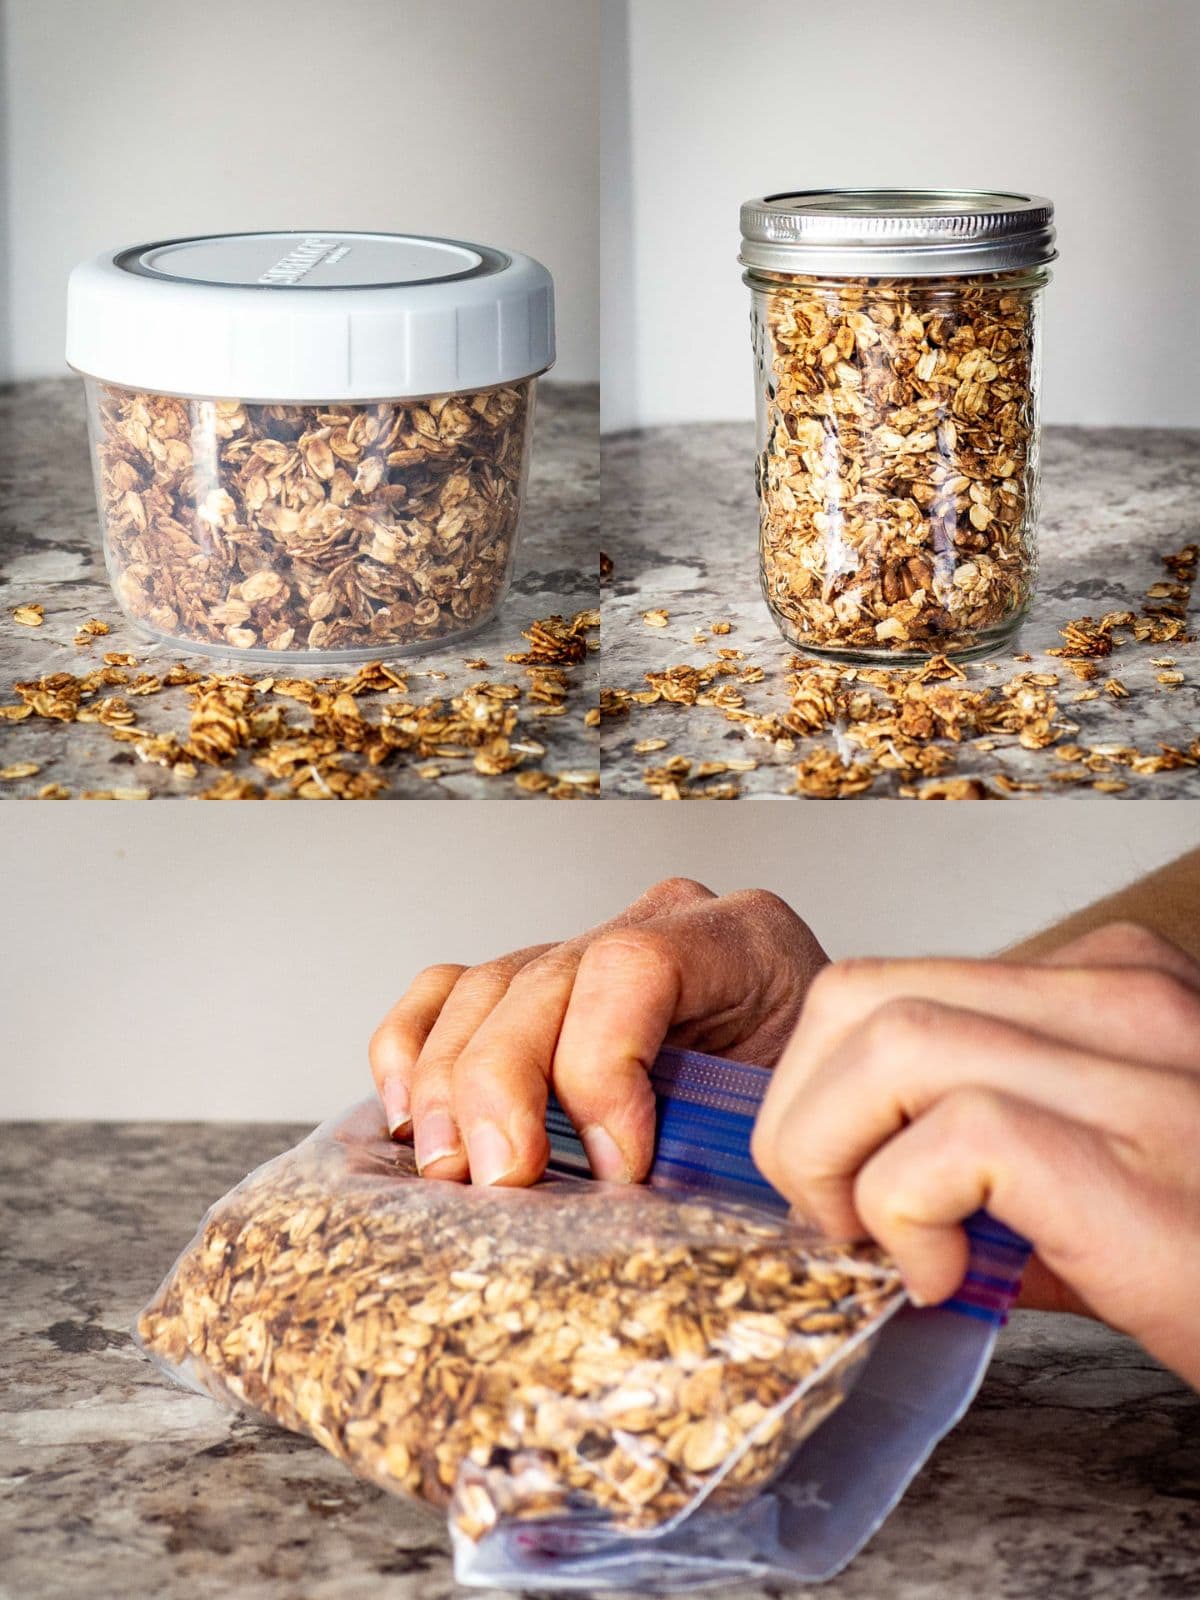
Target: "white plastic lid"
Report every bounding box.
[66,230,555,401]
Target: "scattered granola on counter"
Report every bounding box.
[0,610,598,799]
[604,543,1198,798]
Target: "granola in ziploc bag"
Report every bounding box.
[136,1050,1029,1589]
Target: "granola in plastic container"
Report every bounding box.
[66,232,554,662]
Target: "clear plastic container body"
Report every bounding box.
[747,269,1048,663]
[81,376,536,662]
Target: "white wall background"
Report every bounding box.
[2,802,1197,1120]
[604,0,1200,432]
[0,0,599,384]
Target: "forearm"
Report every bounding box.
[1006,848,1200,963]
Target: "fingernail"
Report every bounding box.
[382,1079,411,1137]
[466,1122,516,1187]
[581,1124,630,1182]
[415,1109,461,1172]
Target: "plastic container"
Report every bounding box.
[66,231,554,661]
[740,191,1055,663]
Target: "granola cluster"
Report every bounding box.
[0,611,599,799]
[137,1123,900,1538]
[756,273,1039,659]
[92,380,533,655]
[601,542,1197,799]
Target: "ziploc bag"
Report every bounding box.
[134,1085,901,1553]
[462,1049,1031,1588]
[135,1048,1028,1590]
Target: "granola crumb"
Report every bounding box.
[601,537,1198,799]
[73,618,111,645]
[2,610,597,799]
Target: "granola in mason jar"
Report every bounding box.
[756,273,1039,660]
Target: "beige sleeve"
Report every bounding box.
[1006,847,1200,963]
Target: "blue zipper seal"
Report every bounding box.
[547,1045,1030,1325]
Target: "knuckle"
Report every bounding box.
[412,961,466,990]
[1085,920,1177,966]
[862,995,944,1055]
[750,1115,811,1199]
[851,1159,894,1227]
[828,957,887,985]
[368,1022,406,1080]
[640,876,713,910]
[1107,919,1171,958]
[451,959,512,1001]
[507,947,575,990]
[799,962,845,1022]
[1158,1071,1200,1141]
[940,1085,1012,1146]
[1126,966,1200,1033]
[580,927,677,986]
[803,958,883,1016]
[729,887,796,923]
[726,889,816,957]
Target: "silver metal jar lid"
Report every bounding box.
[739,189,1056,277]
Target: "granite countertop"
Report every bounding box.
[3,1121,1197,1599]
[0,381,597,799]
[602,424,1200,797]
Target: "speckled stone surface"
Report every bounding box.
[602,424,1200,798]
[0,380,597,799]
[2,1121,1197,1599]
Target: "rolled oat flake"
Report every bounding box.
[66,231,554,660]
[740,190,1056,663]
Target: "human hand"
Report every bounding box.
[370,877,828,1189]
[750,923,1200,1387]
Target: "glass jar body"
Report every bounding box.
[81,376,537,662]
[748,269,1047,662]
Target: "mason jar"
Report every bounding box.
[740,191,1055,663]
[66,231,554,662]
